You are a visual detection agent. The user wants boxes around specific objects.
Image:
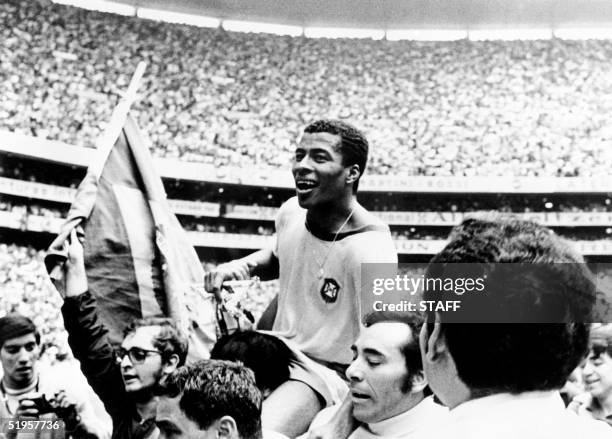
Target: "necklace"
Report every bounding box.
[312,206,356,280]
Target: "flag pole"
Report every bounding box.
[90,61,147,177]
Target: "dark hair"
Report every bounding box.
[124,317,188,366]
[423,215,594,395]
[589,324,612,358]
[363,311,425,393]
[168,360,263,439]
[211,331,295,394]
[0,314,40,349]
[304,119,369,192]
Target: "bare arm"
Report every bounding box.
[204,248,279,300]
[65,228,88,297]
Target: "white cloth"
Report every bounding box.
[272,197,397,365]
[432,391,611,439]
[263,429,290,439]
[304,396,447,439]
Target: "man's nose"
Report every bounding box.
[346,360,363,382]
[293,155,313,172]
[120,354,134,368]
[16,348,32,363]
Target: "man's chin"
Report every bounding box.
[295,193,313,208]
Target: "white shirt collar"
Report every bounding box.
[366,396,447,437]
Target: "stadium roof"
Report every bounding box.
[120,0,612,28]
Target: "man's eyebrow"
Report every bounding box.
[310,147,332,155]
[362,348,385,357]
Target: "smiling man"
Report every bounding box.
[570,324,612,427]
[205,120,397,436]
[305,312,447,439]
[59,230,188,439]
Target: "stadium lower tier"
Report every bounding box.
[1,211,612,255]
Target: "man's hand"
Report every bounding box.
[14,397,41,419]
[64,228,88,297]
[204,260,256,301]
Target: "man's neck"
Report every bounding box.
[597,392,612,416]
[2,376,36,393]
[306,197,358,234]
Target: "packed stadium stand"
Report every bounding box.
[1,0,612,358]
[3,0,612,176]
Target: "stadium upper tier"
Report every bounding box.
[3,0,612,177]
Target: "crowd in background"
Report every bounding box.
[3,0,612,176]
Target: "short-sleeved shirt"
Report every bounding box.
[272,198,397,365]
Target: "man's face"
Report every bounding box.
[583,345,612,400]
[0,333,39,388]
[155,395,202,439]
[120,326,164,393]
[346,322,417,424]
[292,132,350,210]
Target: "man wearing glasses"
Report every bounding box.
[59,230,188,439]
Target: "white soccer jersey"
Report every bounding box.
[272,198,397,365]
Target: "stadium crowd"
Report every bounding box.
[3,0,612,177]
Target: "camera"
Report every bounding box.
[29,395,80,431]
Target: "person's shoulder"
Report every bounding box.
[345,209,396,263]
[264,429,291,439]
[276,197,304,222]
[559,409,611,438]
[353,205,390,232]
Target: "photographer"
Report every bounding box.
[0,314,109,439]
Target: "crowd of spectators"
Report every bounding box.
[3,1,612,177]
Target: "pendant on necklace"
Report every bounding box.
[318,268,324,279]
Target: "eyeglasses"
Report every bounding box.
[116,347,161,364]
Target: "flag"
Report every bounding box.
[45,115,217,359]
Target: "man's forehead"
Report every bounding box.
[357,322,413,353]
[297,131,341,150]
[123,325,161,349]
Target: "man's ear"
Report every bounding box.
[421,315,447,363]
[346,164,361,185]
[216,416,238,439]
[162,353,179,374]
[409,369,428,394]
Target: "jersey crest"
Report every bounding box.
[320,278,340,303]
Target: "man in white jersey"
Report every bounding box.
[205,120,397,437]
